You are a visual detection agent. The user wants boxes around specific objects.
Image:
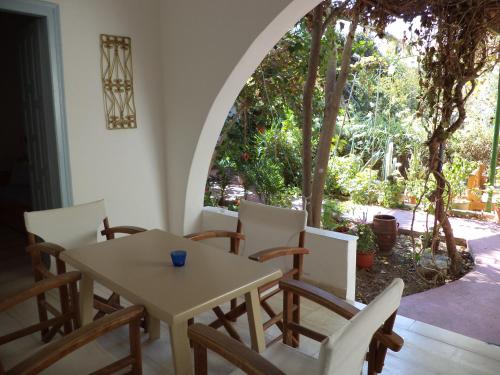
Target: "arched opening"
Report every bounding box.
[183,0,322,232]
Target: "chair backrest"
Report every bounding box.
[24,199,107,250]
[318,278,404,375]
[238,200,307,272]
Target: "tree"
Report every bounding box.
[310,10,360,226]
[411,1,499,272]
[302,3,326,224]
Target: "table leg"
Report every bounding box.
[245,288,266,353]
[79,273,94,325]
[169,320,192,375]
[147,315,161,340]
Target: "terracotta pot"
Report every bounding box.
[372,214,398,255]
[356,251,374,269]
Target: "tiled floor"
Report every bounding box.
[1,273,499,374]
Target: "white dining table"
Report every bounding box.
[60,229,282,375]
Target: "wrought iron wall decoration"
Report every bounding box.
[100,34,137,129]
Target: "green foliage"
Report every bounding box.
[267,187,301,209]
[353,223,376,253]
[207,15,495,221]
[449,125,493,166]
[321,199,349,231]
[325,155,362,198]
[349,169,381,205]
[405,146,428,202]
[442,156,479,198]
[245,156,285,204]
[378,177,405,208]
[204,184,217,207]
[345,52,423,162]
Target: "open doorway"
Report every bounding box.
[0,10,64,277]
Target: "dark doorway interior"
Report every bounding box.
[0,12,39,277]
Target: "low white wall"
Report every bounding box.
[200,206,357,300]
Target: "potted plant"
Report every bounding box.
[353,223,377,269]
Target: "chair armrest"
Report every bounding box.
[188,323,284,375]
[26,242,66,258]
[0,272,81,312]
[184,230,245,241]
[7,305,145,375]
[101,225,147,238]
[279,279,359,319]
[249,247,310,262]
[280,279,404,351]
[375,330,404,352]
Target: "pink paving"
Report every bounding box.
[347,205,500,345]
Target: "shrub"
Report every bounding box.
[268,187,301,209]
[349,169,381,205]
[322,199,350,231]
[325,155,362,198]
[378,177,405,208]
[442,155,479,198]
[352,223,376,253]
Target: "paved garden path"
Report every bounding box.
[347,205,500,345]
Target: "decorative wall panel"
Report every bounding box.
[100,34,137,129]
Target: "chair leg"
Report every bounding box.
[229,298,238,322]
[209,302,247,330]
[30,248,50,341]
[261,300,284,333]
[35,293,50,342]
[129,314,143,375]
[193,342,208,375]
[292,293,300,348]
[374,311,398,373]
[212,306,242,342]
[367,338,378,375]
[56,258,72,335]
[283,289,294,346]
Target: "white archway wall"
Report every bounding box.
[162,0,322,234]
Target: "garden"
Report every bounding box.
[204,1,499,301]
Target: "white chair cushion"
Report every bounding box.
[318,278,404,375]
[230,342,320,375]
[24,199,107,250]
[238,200,307,272]
[24,199,107,273]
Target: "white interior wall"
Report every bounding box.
[53,0,168,229]
[161,0,321,234]
[47,0,322,234]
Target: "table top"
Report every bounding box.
[60,229,282,324]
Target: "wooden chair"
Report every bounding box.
[188,278,405,375]
[0,271,144,375]
[186,200,309,347]
[24,199,146,342]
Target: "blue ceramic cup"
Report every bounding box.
[170,250,187,267]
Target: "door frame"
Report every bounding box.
[0,0,72,207]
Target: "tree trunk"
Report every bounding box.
[310,13,359,227]
[302,3,324,225]
[428,135,459,273]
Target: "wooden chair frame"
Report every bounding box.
[187,279,404,375]
[0,272,144,375]
[26,216,146,342]
[185,218,309,348]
